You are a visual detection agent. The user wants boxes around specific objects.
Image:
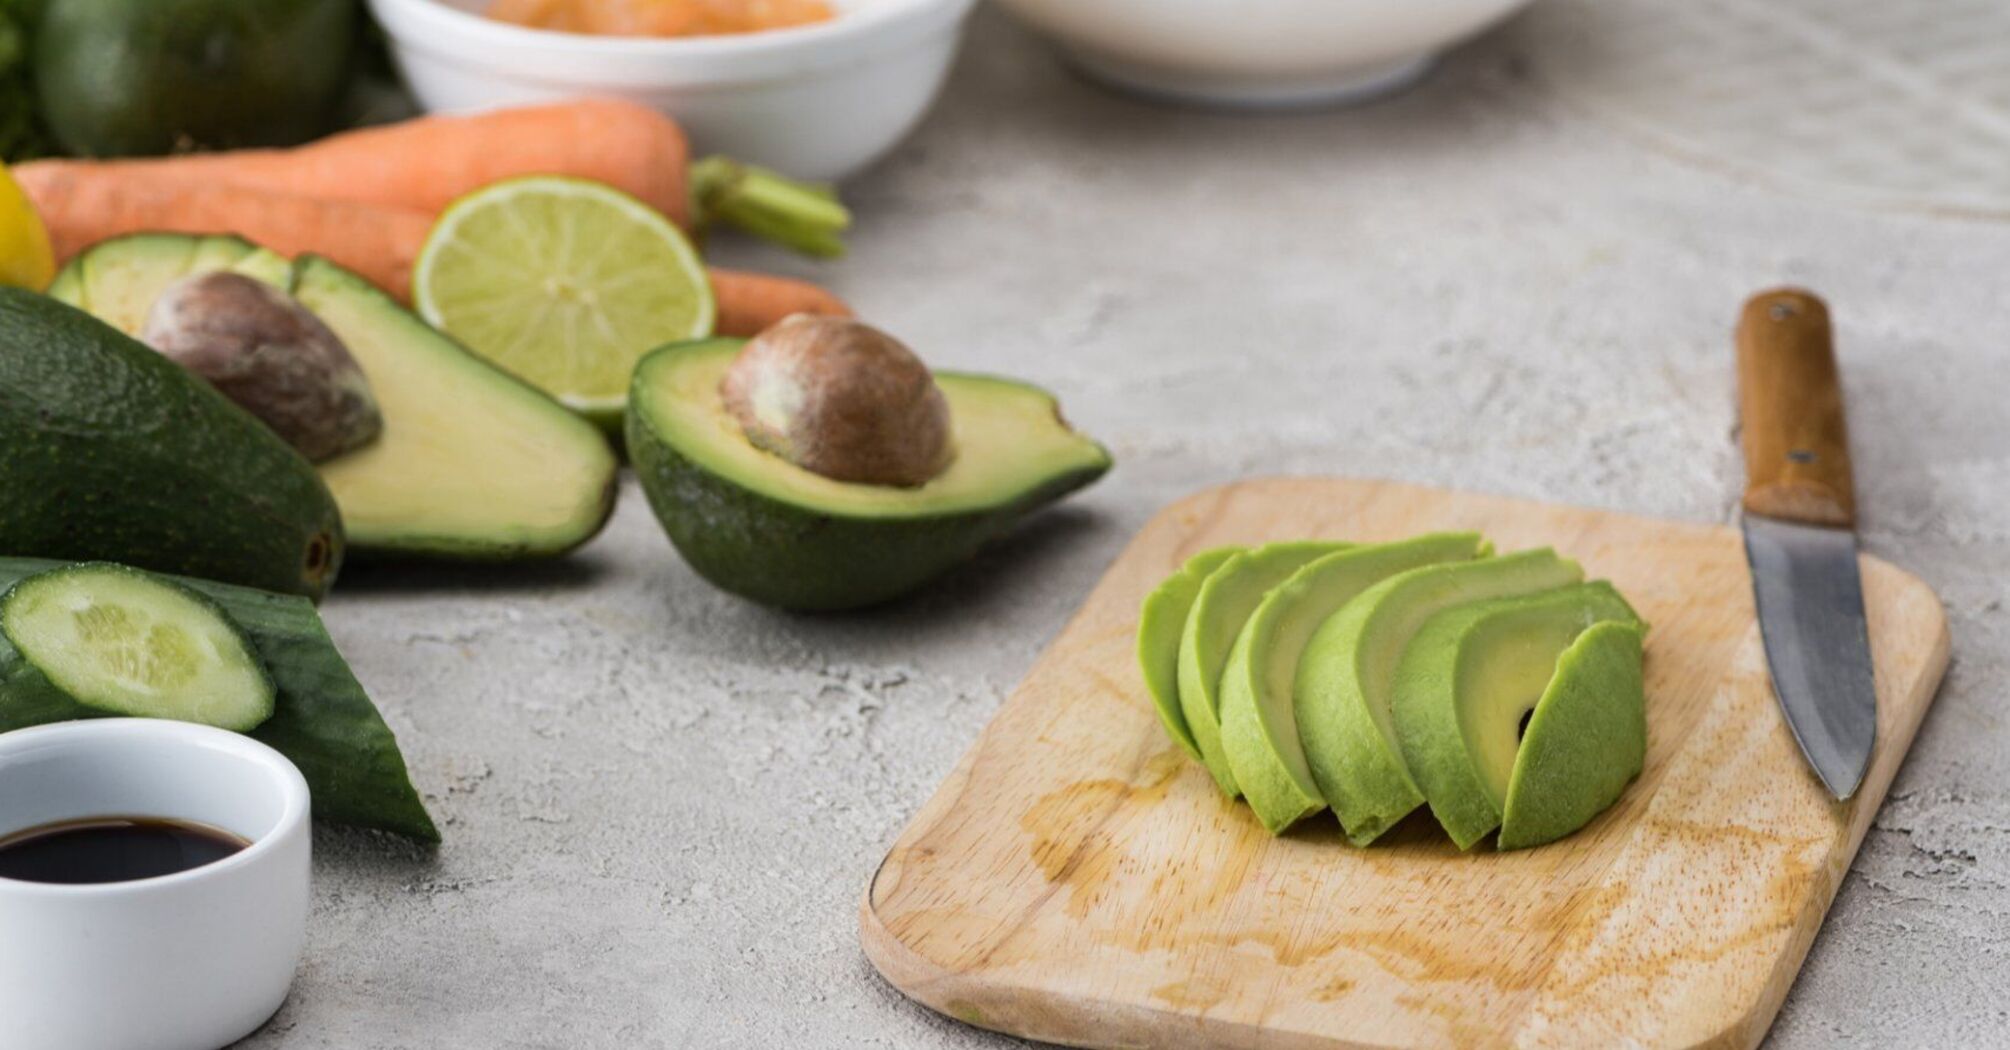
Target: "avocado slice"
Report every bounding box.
[1499,621,1648,850]
[626,339,1111,611]
[0,288,343,599]
[1178,541,1350,798]
[295,258,620,559]
[1139,547,1243,760]
[1218,533,1487,834]
[1392,582,1644,849]
[1296,549,1584,845]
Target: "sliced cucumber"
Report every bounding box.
[0,556,438,842]
[0,563,275,732]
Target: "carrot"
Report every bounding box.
[22,168,850,332]
[708,267,853,337]
[18,167,434,294]
[15,99,692,229]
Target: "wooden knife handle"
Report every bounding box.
[1736,288,1855,526]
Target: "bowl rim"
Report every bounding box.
[0,719,310,899]
[370,0,972,58]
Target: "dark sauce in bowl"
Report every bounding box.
[0,817,249,885]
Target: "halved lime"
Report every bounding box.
[412,176,715,428]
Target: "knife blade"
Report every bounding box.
[1735,288,1877,800]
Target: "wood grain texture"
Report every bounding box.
[861,478,1949,1050]
[1737,289,1856,526]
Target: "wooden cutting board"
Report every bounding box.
[861,477,1950,1049]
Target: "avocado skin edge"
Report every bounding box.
[625,348,1111,612]
[0,287,345,600]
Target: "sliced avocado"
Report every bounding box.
[1218,534,1486,834]
[1392,582,1643,849]
[0,288,343,599]
[625,339,1111,611]
[1177,541,1349,798]
[295,257,620,560]
[1296,549,1584,845]
[1499,621,1648,850]
[1139,547,1242,760]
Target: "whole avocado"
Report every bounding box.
[0,287,344,599]
[34,0,356,157]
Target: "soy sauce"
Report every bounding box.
[0,817,248,884]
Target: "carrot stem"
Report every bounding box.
[690,155,850,258]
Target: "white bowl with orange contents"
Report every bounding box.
[367,0,977,180]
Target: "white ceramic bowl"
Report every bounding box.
[367,0,978,180]
[993,0,1537,108]
[0,720,312,1050]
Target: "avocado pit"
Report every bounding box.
[142,271,382,463]
[720,315,953,487]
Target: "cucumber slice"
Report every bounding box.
[0,564,275,732]
[0,557,439,842]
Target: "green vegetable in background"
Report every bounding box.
[0,0,51,160]
[35,0,359,157]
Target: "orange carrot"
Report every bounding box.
[15,99,692,229]
[23,167,850,331]
[18,167,434,294]
[708,267,853,337]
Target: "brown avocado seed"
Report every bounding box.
[719,314,953,487]
[142,272,383,463]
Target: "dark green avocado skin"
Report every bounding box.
[0,288,344,600]
[35,0,358,157]
[625,344,1110,612]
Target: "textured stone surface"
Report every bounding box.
[244,10,2009,1048]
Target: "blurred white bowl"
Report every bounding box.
[994,0,1537,108]
[367,0,978,180]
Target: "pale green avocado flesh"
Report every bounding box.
[626,340,1112,610]
[1139,547,1242,760]
[1499,621,1648,850]
[1392,582,1643,850]
[632,342,1111,520]
[1218,533,1486,834]
[53,235,620,561]
[297,258,620,559]
[1295,549,1584,845]
[1177,542,1349,799]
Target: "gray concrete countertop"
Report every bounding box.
[245,10,2009,1049]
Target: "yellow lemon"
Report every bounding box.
[0,162,54,291]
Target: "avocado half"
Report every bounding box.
[50,234,621,562]
[0,288,343,599]
[626,339,1111,611]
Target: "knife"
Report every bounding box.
[1737,288,1877,800]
